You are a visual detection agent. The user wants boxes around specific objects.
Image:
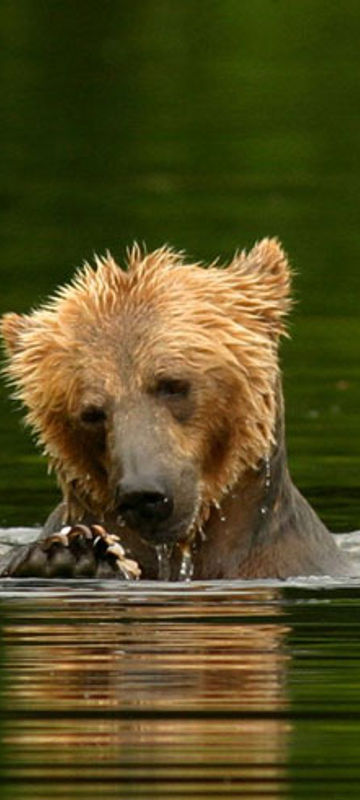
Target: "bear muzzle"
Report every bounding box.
[115,477,176,543]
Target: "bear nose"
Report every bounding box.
[116,486,174,531]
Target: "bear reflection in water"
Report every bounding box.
[0,239,358,579]
[2,591,291,796]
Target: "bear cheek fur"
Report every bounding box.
[197,364,277,511]
[32,404,110,516]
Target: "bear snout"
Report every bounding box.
[115,477,175,542]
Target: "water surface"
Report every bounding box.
[1,578,360,798]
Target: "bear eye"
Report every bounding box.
[80,406,107,425]
[154,378,190,399]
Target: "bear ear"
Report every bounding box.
[0,313,29,355]
[228,237,292,334]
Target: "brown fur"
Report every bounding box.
[1,239,356,579]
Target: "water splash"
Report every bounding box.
[155,543,172,581]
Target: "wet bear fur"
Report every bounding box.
[0,239,355,579]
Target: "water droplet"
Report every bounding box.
[264,456,271,488]
[197,526,206,542]
[179,545,194,581]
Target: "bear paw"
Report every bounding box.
[1,523,141,580]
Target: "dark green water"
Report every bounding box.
[1,1,360,797]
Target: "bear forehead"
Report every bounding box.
[64,306,235,376]
[53,263,247,357]
[31,253,277,392]
[62,267,228,324]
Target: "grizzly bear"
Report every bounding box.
[0,239,357,579]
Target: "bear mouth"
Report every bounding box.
[116,501,196,547]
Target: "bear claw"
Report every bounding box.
[46,524,142,580]
[2,523,141,580]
